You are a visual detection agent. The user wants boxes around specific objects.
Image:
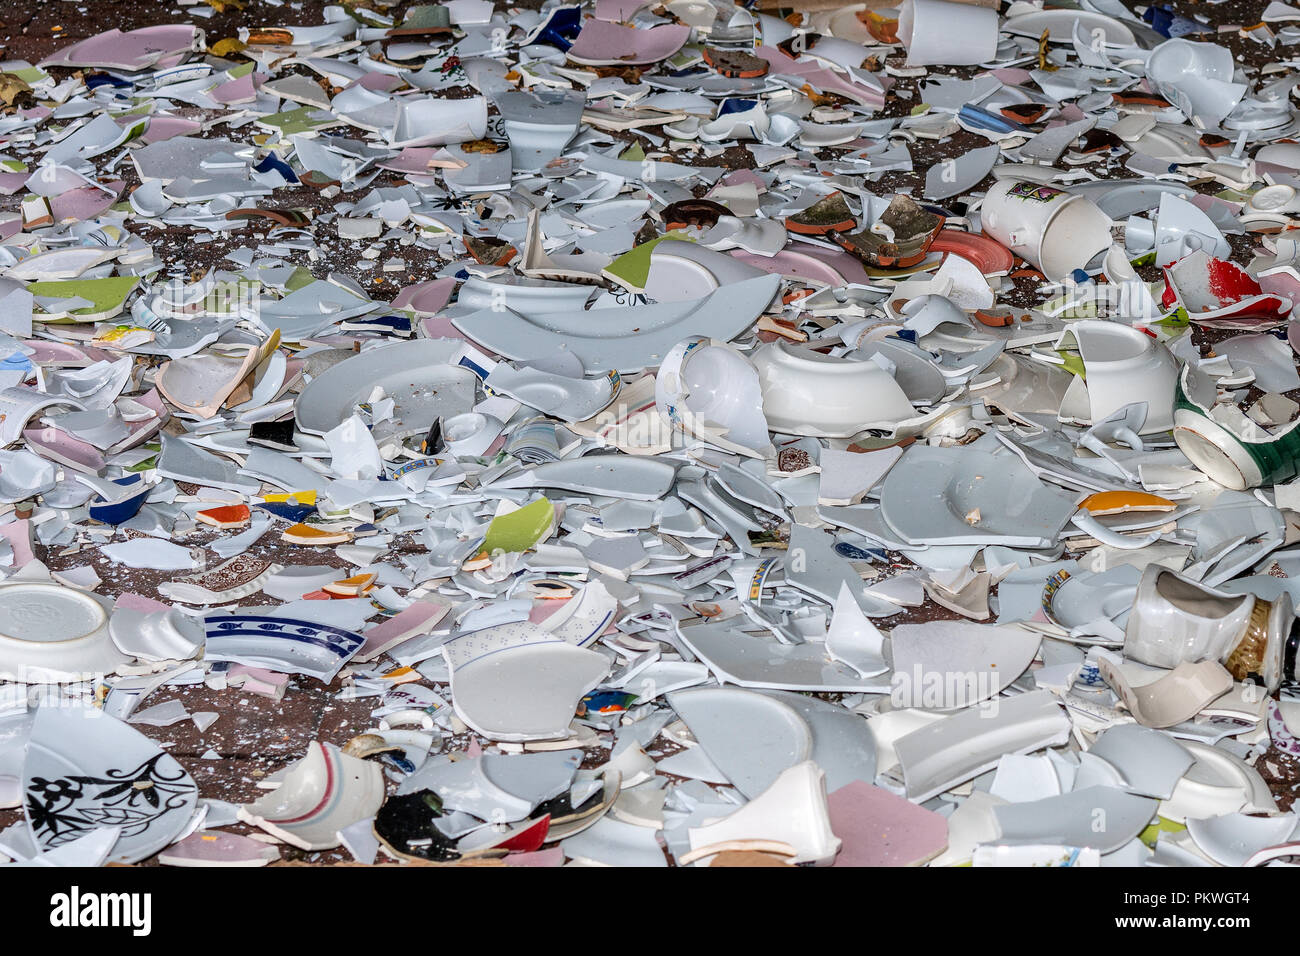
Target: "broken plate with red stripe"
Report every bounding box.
[1162,249,1293,329]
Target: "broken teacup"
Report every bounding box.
[1174,362,1300,489]
[1125,564,1296,691]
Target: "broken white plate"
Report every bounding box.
[108,608,205,662]
[892,690,1072,802]
[889,621,1041,709]
[238,741,383,851]
[668,687,813,798]
[993,786,1159,854]
[442,621,609,742]
[23,703,198,864]
[484,363,620,423]
[452,274,780,374]
[752,341,919,438]
[489,455,677,501]
[0,581,127,683]
[878,443,1082,548]
[295,339,477,443]
[676,620,892,693]
[1185,812,1299,867]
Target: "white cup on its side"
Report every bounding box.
[980,179,1114,280]
[897,0,1000,67]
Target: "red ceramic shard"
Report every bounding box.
[1162,250,1293,328]
[929,229,1016,275]
[196,504,252,529]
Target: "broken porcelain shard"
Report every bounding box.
[4,0,1300,874]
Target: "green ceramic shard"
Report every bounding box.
[1138,817,1185,848]
[28,275,140,321]
[1153,311,1190,331]
[602,233,691,292]
[9,67,47,85]
[1056,351,1087,380]
[397,4,452,30]
[284,266,317,292]
[482,497,555,555]
[257,106,340,135]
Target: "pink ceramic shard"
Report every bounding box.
[828,781,949,867]
[0,519,34,569]
[354,597,453,661]
[566,21,691,66]
[40,25,202,71]
[142,116,204,144]
[392,277,456,315]
[159,831,280,867]
[49,181,124,223]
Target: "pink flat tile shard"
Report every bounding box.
[159,831,280,867]
[753,46,888,108]
[50,181,124,223]
[567,21,691,66]
[504,846,566,867]
[115,591,172,614]
[392,277,456,315]
[828,781,949,867]
[40,25,202,71]
[211,73,258,106]
[227,664,290,698]
[355,597,453,661]
[0,519,34,569]
[142,116,204,144]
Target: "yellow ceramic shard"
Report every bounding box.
[1079,491,1177,516]
[210,37,247,57]
[282,523,352,545]
[264,490,316,504]
[323,572,377,596]
[481,497,555,556]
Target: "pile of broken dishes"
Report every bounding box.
[7,0,1300,869]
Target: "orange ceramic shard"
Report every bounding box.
[1001,102,1048,124]
[1079,491,1178,516]
[973,309,1015,328]
[196,503,251,529]
[323,572,377,596]
[863,12,899,44]
[282,523,353,545]
[757,315,807,342]
[462,550,493,571]
[245,27,294,44]
[381,666,422,684]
